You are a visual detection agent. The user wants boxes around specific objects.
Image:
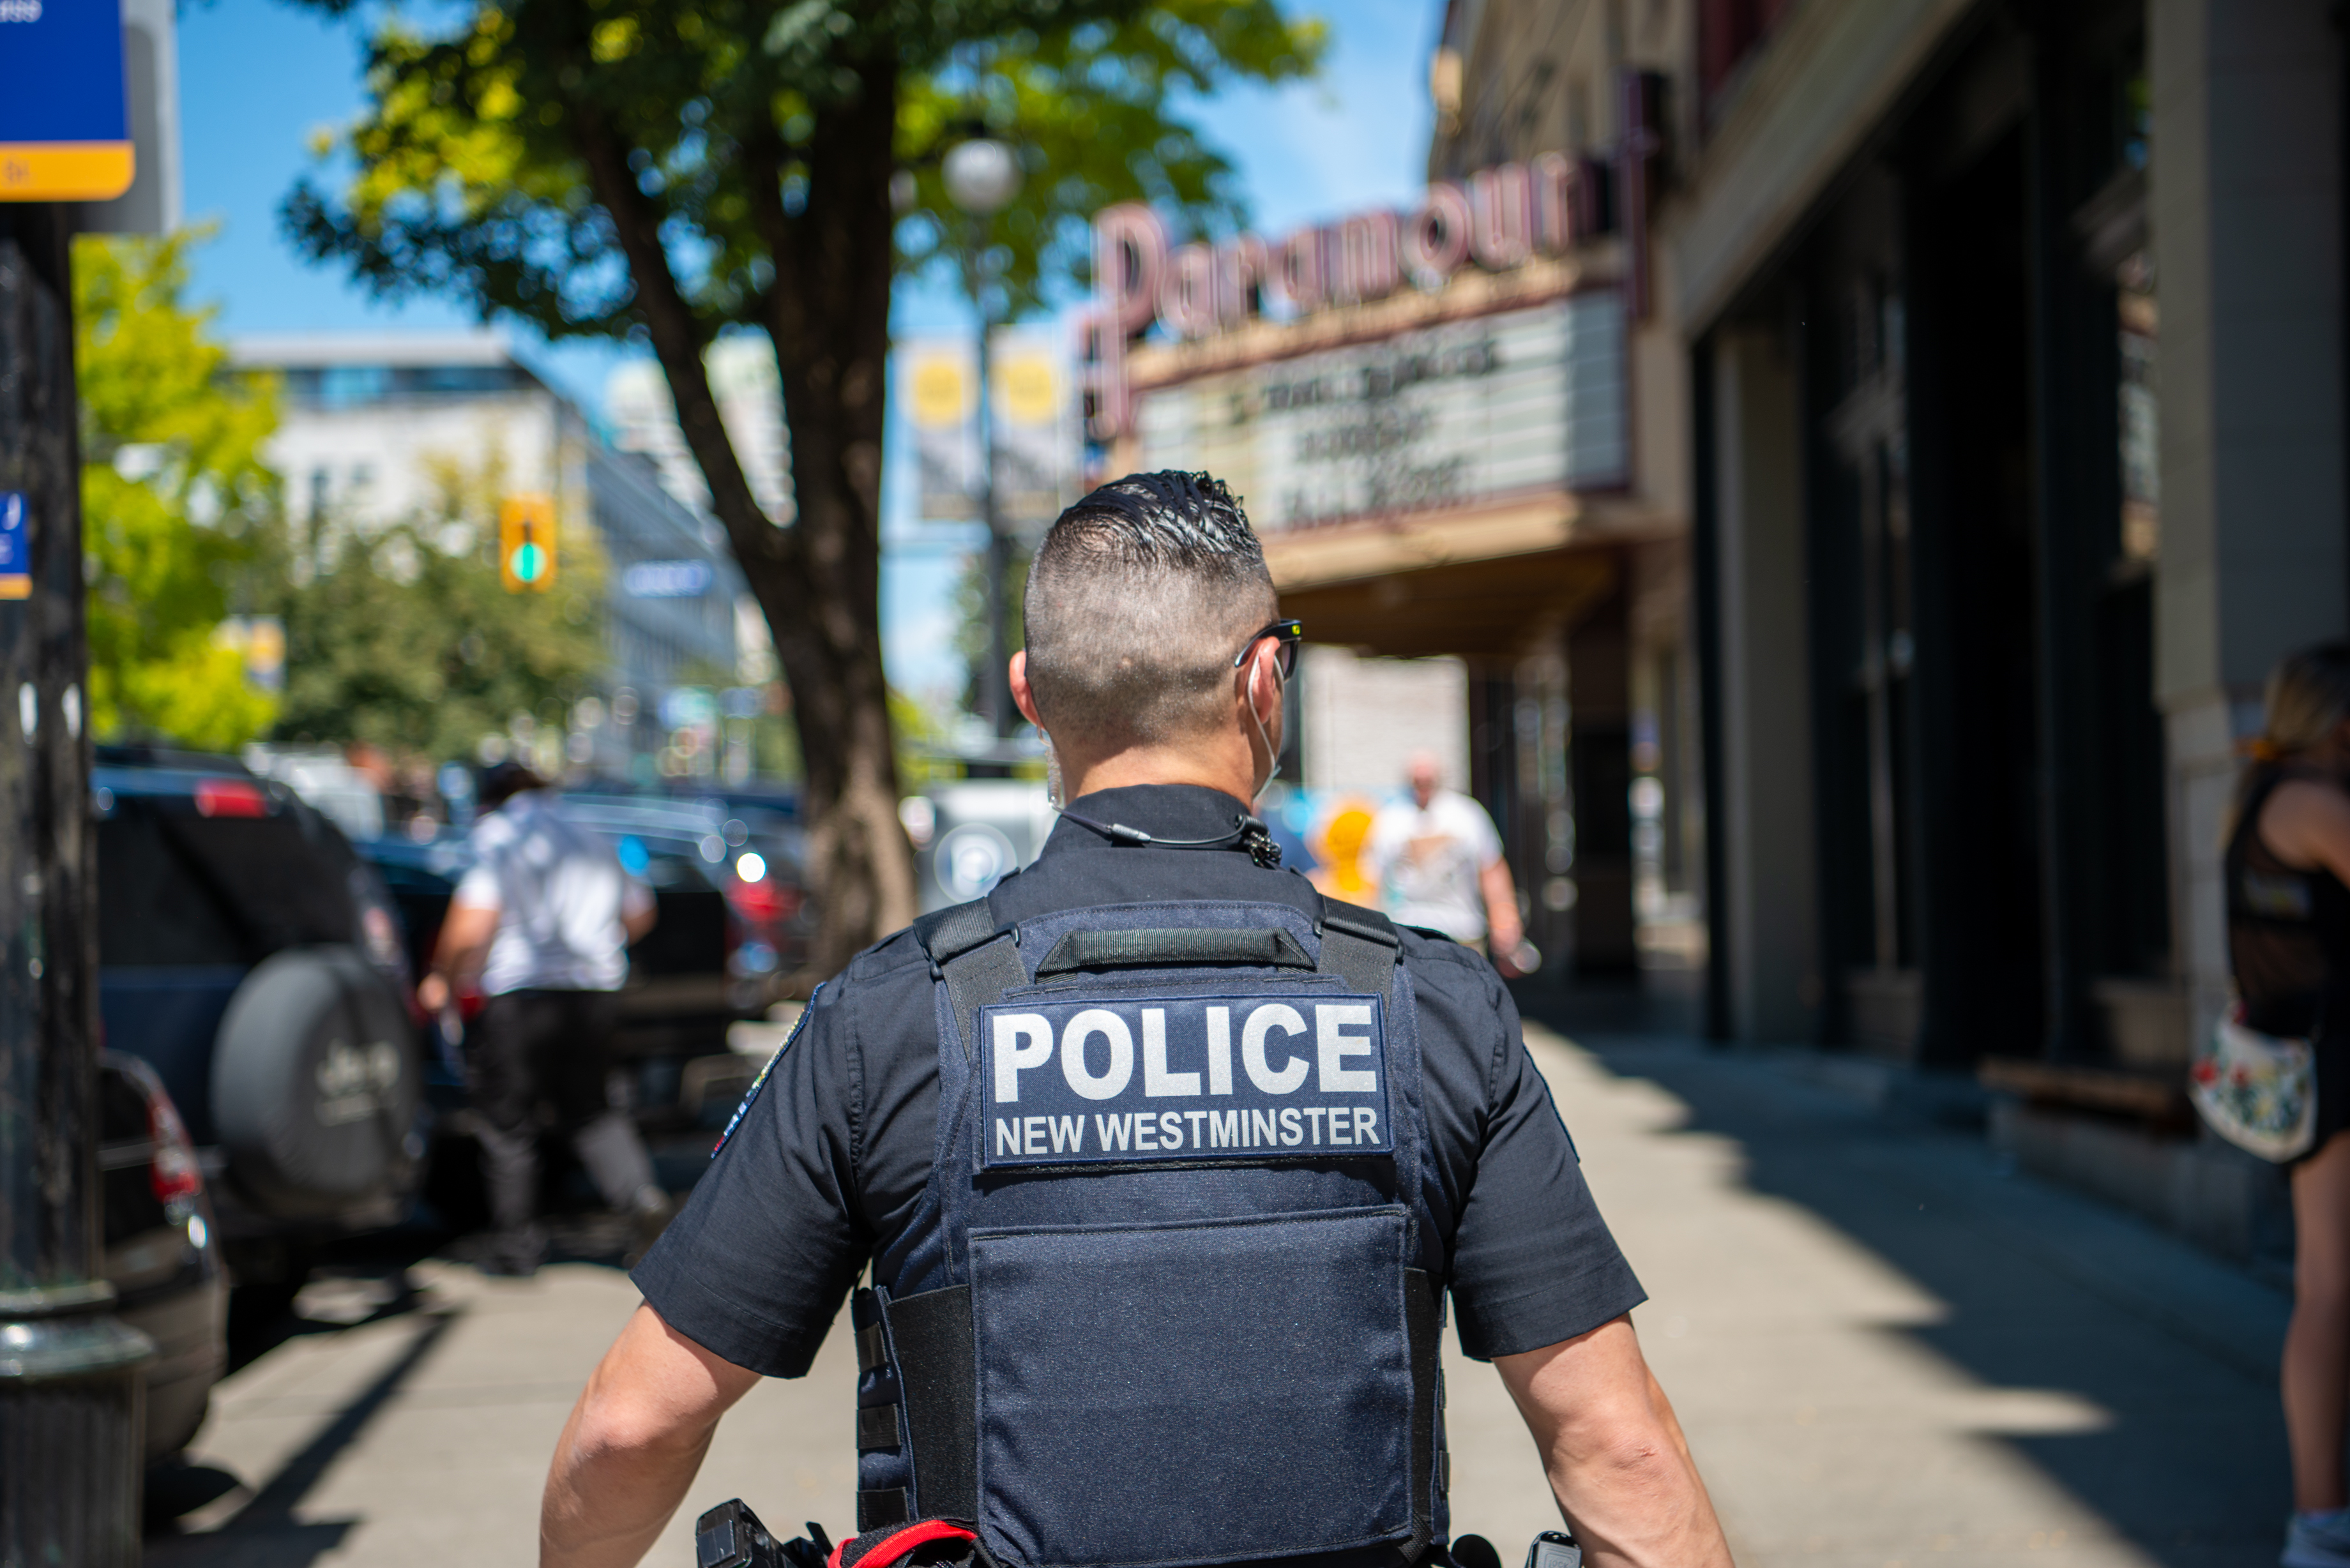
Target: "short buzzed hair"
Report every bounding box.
[1022,471,1280,750]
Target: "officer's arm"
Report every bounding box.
[1495,1314,1734,1568]
[543,1304,760,1568]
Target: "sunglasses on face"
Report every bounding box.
[1234,619,1304,681]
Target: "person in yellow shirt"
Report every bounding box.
[1307,796,1381,907]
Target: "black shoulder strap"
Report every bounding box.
[2229,766,2290,868]
[912,898,1027,1062]
[911,897,999,965]
[1404,1267,1446,1563]
[1316,893,1401,999]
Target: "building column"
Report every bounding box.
[1568,577,1637,974]
[1707,326,1819,1041]
[2150,0,2347,1037]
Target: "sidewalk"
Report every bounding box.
[148,1026,2294,1568]
[1542,1030,2291,1568]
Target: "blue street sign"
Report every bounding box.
[0,0,135,202]
[622,559,714,599]
[0,493,29,600]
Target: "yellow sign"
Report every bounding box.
[499,495,557,592]
[995,353,1058,426]
[0,143,133,202]
[909,354,971,428]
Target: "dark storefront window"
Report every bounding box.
[1830,276,1918,976]
[1803,13,2166,1064]
[2077,56,2174,999]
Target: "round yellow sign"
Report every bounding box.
[995,354,1058,425]
[910,356,969,428]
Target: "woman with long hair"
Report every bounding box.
[2231,641,2350,1567]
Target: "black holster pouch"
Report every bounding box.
[693,1500,833,1568]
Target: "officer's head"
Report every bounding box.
[1012,471,1289,801]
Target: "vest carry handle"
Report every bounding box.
[1035,926,1314,976]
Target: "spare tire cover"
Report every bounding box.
[211,946,418,1220]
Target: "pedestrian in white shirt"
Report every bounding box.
[416,762,668,1276]
[1368,751,1535,976]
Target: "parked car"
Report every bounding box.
[911,779,1054,913]
[98,1051,226,1459]
[560,790,812,1010]
[94,746,424,1316]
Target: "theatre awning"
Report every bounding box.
[1275,541,1621,660]
[1262,490,1664,659]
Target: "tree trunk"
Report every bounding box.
[754,49,918,977]
[575,76,917,981]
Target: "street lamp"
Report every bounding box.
[943,138,1022,217]
[943,136,1022,761]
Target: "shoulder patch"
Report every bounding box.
[711,984,821,1158]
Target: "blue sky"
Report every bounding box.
[176,0,1441,699]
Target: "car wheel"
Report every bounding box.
[210,946,418,1221]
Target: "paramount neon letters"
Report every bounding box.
[978,993,1393,1168]
[1078,156,1609,441]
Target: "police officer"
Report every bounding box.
[542,473,1732,1568]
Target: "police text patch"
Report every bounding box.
[977,993,1391,1167]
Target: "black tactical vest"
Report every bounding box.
[850,892,1450,1568]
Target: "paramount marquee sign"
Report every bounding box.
[1075,74,1660,537]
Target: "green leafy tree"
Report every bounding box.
[282,0,1323,972]
[75,231,280,751]
[270,454,607,764]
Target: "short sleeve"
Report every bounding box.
[451,864,501,910]
[1444,977,1645,1359]
[1458,795,1504,866]
[631,980,870,1376]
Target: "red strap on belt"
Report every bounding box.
[826,1518,978,1568]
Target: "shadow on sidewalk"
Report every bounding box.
[1566,1031,2289,1568]
[149,1307,464,1568]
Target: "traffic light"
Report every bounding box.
[499,495,556,592]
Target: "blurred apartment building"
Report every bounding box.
[1423,0,2330,1251]
[230,333,761,774]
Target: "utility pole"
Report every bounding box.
[974,266,1013,742]
[943,134,1022,771]
[0,199,154,1568]
[0,4,162,1557]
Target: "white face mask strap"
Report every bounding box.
[1246,653,1284,802]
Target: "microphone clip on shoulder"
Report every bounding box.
[1057,808,1284,869]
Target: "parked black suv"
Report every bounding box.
[95,747,423,1311]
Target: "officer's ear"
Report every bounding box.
[1010,651,1046,730]
[1241,640,1284,728]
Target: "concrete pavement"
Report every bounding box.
[148,1027,2297,1568]
[1552,1034,2290,1568]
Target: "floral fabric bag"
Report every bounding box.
[2191,1004,2317,1163]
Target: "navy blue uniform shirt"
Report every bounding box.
[633,783,1644,1377]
